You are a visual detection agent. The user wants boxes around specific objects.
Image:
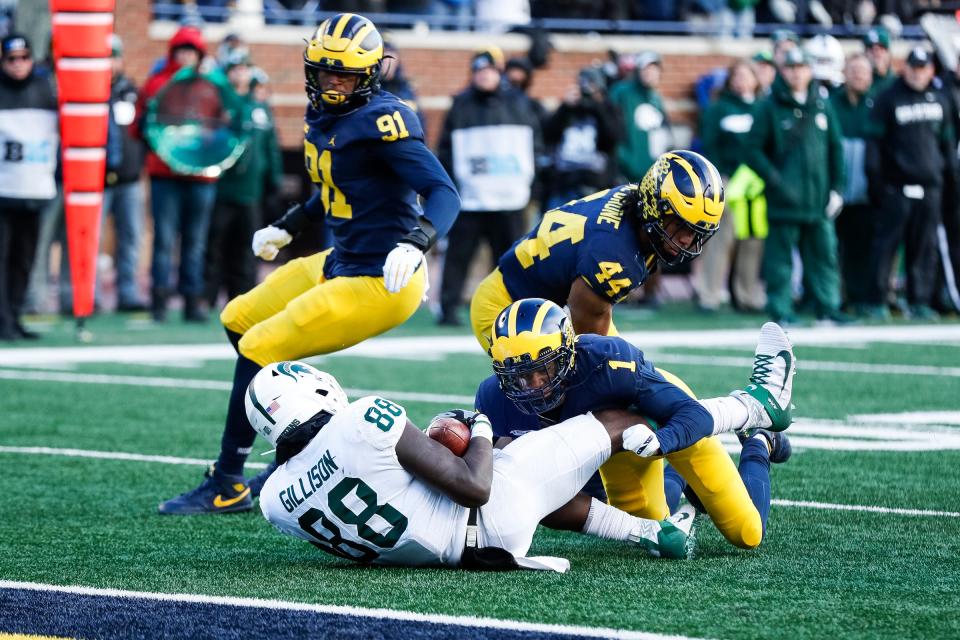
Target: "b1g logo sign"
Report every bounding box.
[4,139,53,163]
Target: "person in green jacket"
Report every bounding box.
[745,48,847,325]
[609,51,672,183]
[695,58,766,312]
[205,53,283,310]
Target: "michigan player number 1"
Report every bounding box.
[304,140,353,219]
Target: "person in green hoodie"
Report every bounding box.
[609,51,672,183]
[695,58,767,313]
[205,51,283,310]
[745,47,846,325]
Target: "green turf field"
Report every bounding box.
[2,307,959,639]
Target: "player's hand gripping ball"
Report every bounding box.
[426,417,472,457]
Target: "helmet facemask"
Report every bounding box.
[637,150,724,268]
[493,344,573,415]
[304,58,381,112]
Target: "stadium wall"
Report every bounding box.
[115,5,909,151]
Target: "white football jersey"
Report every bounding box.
[260,396,468,566]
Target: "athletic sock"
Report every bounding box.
[215,351,263,477]
[663,464,687,513]
[700,396,751,435]
[582,497,659,542]
[739,435,772,536]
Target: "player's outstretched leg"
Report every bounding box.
[731,321,796,436]
[158,330,261,515]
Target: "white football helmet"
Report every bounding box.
[245,361,349,446]
[804,34,844,85]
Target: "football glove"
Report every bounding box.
[432,409,493,443]
[383,243,423,293]
[252,225,292,261]
[825,190,844,220]
[623,422,661,458]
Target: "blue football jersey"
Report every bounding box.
[474,334,712,454]
[497,186,652,305]
[302,91,459,278]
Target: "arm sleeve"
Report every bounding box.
[378,138,461,241]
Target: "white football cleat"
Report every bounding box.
[731,322,796,435]
[629,504,697,560]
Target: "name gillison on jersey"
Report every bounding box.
[279,449,339,513]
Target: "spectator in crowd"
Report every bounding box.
[719,0,758,39]
[609,51,671,183]
[0,34,57,340]
[436,47,541,326]
[215,32,247,68]
[866,46,956,321]
[475,0,530,33]
[746,47,846,325]
[205,51,283,309]
[504,56,549,205]
[504,57,548,128]
[864,25,895,94]
[752,50,777,95]
[695,58,765,313]
[771,28,799,68]
[136,26,228,323]
[938,58,960,315]
[380,36,423,126]
[542,65,619,211]
[102,35,147,312]
[431,0,473,31]
[831,52,879,318]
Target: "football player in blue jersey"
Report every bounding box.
[469,149,722,348]
[475,298,795,550]
[159,13,461,515]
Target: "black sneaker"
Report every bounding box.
[158,464,253,515]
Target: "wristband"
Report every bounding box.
[470,419,494,444]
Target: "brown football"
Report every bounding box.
[426,417,471,457]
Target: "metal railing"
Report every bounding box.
[151,2,927,39]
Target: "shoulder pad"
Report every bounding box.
[355,93,424,142]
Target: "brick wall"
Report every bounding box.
[114,9,888,150]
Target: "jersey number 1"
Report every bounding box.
[304,140,352,219]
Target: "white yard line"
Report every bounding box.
[1,445,957,518]
[0,369,476,405]
[3,323,960,366]
[0,580,704,640]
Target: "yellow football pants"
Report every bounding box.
[601,368,763,549]
[470,268,762,548]
[221,249,426,366]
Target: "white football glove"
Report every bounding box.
[825,190,844,220]
[252,225,292,261]
[623,422,662,458]
[383,242,423,293]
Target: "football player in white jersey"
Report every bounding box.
[246,361,696,569]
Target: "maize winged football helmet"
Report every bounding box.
[637,150,724,266]
[304,13,384,111]
[489,298,576,415]
[245,361,348,447]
